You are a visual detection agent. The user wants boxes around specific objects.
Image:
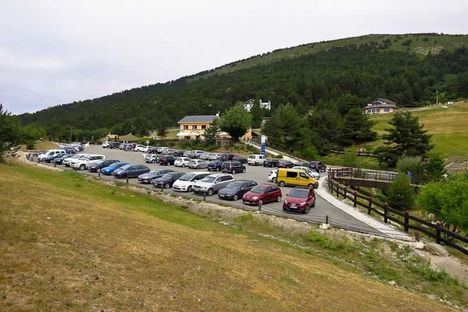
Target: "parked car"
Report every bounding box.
[292,166,320,179]
[108,142,121,149]
[183,150,192,157]
[294,161,310,167]
[37,149,67,162]
[242,184,282,206]
[192,173,234,196]
[163,148,177,155]
[159,155,176,166]
[188,159,209,169]
[232,156,247,164]
[199,152,210,160]
[283,187,316,213]
[63,154,90,167]
[133,144,146,152]
[144,154,159,163]
[152,172,185,189]
[138,145,153,153]
[218,180,257,201]
[191,150,205,159]
[247,154,266,166]
[263,158,279,167]
[156,146,168,154]
[208,153,221,160]
[174,157,191,167]
[146,147,159,154]
[102,141,111,148]
[70,154,106,170]
[137,169,174,184]
[207,160,224,171]
[88,159,119,172]
[172,172,210,192]
[113,164,150,179]
[101,162,128,175]
[275,168,318,188]
[222,161,246,174]
[277,159,294,168]
[52,154,74,165]
[309,161,327,172]
[267,169,277,182]
[219,153,235,161]
[42,151,66,163]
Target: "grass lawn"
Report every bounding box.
[0,162,464,310]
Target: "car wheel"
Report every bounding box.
[308,184,314,189]
[242,168,246,173]
[187,186,192,192]
[165,183,170,189]
[80,164,85,170]
[233,194,239,201]
[231,170,235,174]
[207,188,214,196]
[279,181,285,187]
[277,196,282,202]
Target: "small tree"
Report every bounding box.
[156,126,167,139]
[203,119,220,145]
[218,104,252,142]
[0,104,22,161]
[342,108,376,145]
[425,153,446,181]
[417,174,468,233]
[396,156,425,184]
[385,175,415,210]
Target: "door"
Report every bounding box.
[299,172,309,186]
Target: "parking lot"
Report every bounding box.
[39,145,384,235]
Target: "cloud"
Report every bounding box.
[1,0,467,114]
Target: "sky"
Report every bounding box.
[1,0,467,114]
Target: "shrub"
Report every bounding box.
[396,156,425,184]
[298,146,319,160]
[385,175,415,210]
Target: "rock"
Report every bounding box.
[388,280,396,286]
[319,223,331,230]
[424,243,449,257]
[413,242,425,250]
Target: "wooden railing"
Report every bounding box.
[327,178,468,255]
[329,167,399,182]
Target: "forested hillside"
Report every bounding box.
[19,33,468,140]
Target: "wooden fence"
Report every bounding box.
[327,178,468,254]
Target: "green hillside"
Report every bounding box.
[19,33,468,142]
[198,33,468,78]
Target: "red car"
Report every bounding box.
[283,187,316,213]
[242,183,282,206]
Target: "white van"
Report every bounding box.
[247,154,266,166]
[69,154,106,170]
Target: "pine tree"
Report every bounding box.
[250,99,262,128]
[342,108,376,145]
[203,119,220,144]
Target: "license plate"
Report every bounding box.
[290,204,296,208]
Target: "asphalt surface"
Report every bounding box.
[43,145,383,235]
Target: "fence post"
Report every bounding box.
[325,215,329,224]
[436,225,441,244]
[344,187,347,199]
[353,191,357,207]
[404,210,409,232]
[368,198,372,215]
[126,176,129,184]
[383,204,388,223]
[98,169,101,178]
[258,201,262,211]
[203,191,206,201]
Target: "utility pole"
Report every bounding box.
[436,90,439,106]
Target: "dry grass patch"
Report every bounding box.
[0,163,455,311]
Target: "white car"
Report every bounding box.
[208,153,221,160]
[172,172,211,192]
[174,157,191,167]
[192,173,235,196]
[292,166,320,179]
[188,159,209,169]
[134,144,146,152]
[101,141,110,148]
[62,154,89,167]
[268,170,277,182]
[247,154,266,166]
[70,154,106,170]
[37,149,67,161]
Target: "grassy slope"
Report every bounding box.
[196,34,468,79]
[0,163,456,311]
[371,101,468,157]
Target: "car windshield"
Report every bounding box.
[179,173,196,181]
[201,176,216,183]
[120,165,131,170]
[250,185,268,194]
[289,189,309,198]
[114,162,126,167]
[226,181,244,189]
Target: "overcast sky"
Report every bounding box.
[1,0,467,114]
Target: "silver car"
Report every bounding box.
[192,173,235,196]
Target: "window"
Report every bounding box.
[183,125,188,130]
[193,125,198,129]
[286,171,298,178]
[299,172,308,179]
[201,125,206,130]
[384,108,389,112]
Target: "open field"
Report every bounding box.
[370,101,468,157]
[0,162,463,311]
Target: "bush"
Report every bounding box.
[417,174,468,232]
[342,151,358,168]
[425,153,446,181]
[385,175,415,210]
[396,156,425,184]
[298,146,319,160]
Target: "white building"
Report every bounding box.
[243,99,271,112]
[363,98,399,115]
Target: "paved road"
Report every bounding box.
[51,145,385,235]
